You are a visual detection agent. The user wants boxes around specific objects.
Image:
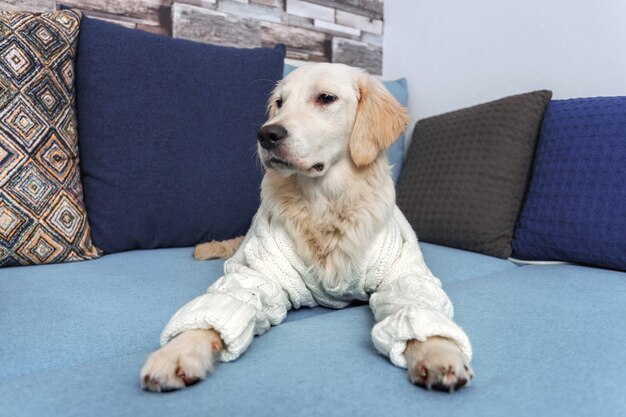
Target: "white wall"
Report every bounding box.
[383,0,626,135]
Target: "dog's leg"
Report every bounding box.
[404,336,474,393]
[140,329,223,392]
[193,236,244,260]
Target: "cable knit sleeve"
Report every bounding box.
[368,207,473,368]
[160,210,312,362]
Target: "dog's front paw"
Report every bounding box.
[404,336,473,393]
[140,329,223,393]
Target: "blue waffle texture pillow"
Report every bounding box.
[512,97,626,271]
[75,16,285,253]
[283,64,408,183]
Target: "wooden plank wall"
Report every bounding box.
[1,0,384,74]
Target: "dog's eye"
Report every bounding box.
[317,94,337,105]
[275,99,283,109]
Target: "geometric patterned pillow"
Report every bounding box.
[0,10,101,267]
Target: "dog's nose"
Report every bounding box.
[257,124,287,150]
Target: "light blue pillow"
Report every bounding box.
[381,78,408,183]
[283,65,408,183]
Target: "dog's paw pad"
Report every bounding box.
[176,366,201,386]
[410,361,473,392]
[140,369,186,393]
[406,338,474,393]
[140,330,219,392]
[411,361,472,392]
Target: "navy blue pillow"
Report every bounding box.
[75,16,285,253]
[512,97,626,271]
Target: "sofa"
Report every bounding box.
[1,9,625,417]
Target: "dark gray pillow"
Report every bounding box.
[396,90,552,258]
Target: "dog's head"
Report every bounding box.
[257,63,409,178]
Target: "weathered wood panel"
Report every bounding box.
[281,12,314,30]
[361,32,383,46]
[90,14,137,28]
[218,0,281,22]
[174,0,217,9]
[0,0,385,73]
[305,0,383,19]
[314,19,360,37]
[261,21,326,51]
[75,9,139,25]
[0,0,55,12]
[61,0,172,26]
[332,37,381,75]
[261,21,328,61]
[286,0,332,22]
[172,3,261,48]
[336,9,382,35]
[250,0,282,7]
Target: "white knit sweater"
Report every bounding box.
[161,205,472,368]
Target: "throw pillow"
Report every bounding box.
[0,9,100,267]
[396,90,552,258]
[75,16,285,253]
[381,77,408,183]
[512,97,626,271]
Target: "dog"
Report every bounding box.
[141,63,474,393]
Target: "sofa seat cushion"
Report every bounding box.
[420,241,518,282]
[0,246,350,379]
[0,242,516,379]
[1,264,624,416]
[0,247,222,378]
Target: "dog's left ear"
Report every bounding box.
[349,73,409,167]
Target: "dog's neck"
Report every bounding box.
[260,155,395,287]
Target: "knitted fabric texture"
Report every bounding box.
[161,206,472,368]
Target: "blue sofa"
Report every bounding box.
[1,11,625,417]
[2,240,625,416]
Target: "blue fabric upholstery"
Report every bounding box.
[1,254,624,416]
[0,243,514,380]
[4,19,622,416]
[419,241,518,282]
[283,64,408,183]
[0,248,222,379]
[75,16,285,253]
[512,97,626,271]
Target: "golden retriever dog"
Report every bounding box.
[141,63,474,393]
